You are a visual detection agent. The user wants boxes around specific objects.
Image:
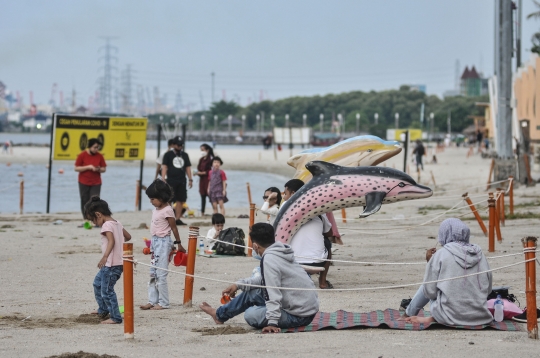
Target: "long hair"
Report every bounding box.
[265,187,282,207]
[201,143,215,159]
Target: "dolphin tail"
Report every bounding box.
[359,191,387,218]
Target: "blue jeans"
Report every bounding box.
[215,288,315,329]
[93,265,123,323]
[148,236,173,308]
[405,285,430,317]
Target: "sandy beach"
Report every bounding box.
[1,144,540,358]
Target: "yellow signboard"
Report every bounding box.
[391,129,423,141]
[52,114,147,160]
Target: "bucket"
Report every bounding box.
[173,251,188,267]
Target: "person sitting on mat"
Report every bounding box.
[199,223,319,333]
[401,218,493,326]
[280,179,334,289]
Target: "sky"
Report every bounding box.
[2,0,540,111]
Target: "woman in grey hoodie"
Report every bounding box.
[403,218,493,326]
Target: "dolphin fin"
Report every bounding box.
[359,191,386,218]
[305,161,342,177]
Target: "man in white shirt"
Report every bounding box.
[280,179,334,289]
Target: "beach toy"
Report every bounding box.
[17,172,23,177]
[83,221,93,230]
[173,251,188,266]
[58,168,64,174]
[220,295,231,304]
[143,238,151,248]
[119,305,124,314]
[273,161,432,244]
[143,247,151,255]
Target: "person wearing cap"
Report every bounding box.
[161,136,193,225]
[75,138,107,221]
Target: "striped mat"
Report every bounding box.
[283,309,522,332]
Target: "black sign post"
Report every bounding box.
[46,113,56,214]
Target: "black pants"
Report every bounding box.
[201,194,208,214]
[79,183,101,218]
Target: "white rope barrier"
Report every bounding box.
[432,178,510,195]
[123,257,535,292]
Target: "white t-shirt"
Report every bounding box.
[289,214,332,264]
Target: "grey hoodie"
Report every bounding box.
[423,242,493,326]
[236,242,319,326]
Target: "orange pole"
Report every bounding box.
[490,192,502,242]
[341,208,347,224]
[509,176,514,215]
[522,236,538,339]
[135,180,140,211]
[19,180,24,215]
[246,182,253,205]
[488,195,495,252]
[247,203,255,257]
[497,188,505,226]
[462,193,487,236]
[183,227,199,307]
[122,243,134,339]
[486,159,495,190]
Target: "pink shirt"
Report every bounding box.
[151,206,175,237]
[100,220,125,267]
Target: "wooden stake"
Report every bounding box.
[183,226,199,307]
[497,188,505,226]
[524,154,533,185]
[488,195,496,252]
[490,192,502,242]
[509,176,514,215]
[135,180,140,211]
[463,193,487,236]
[486,159,495,190]
[430,171,436,187]
[19,180,24,215]
[122,243,134,339]
[341,208,347,224]
[246,182,253,205]
[247,203,255,257]
[522,236,538,339]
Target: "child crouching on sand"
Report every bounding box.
[140,180,186,310]
[85,196,131,324]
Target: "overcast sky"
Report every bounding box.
[2,0,540,110]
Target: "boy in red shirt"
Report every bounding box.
[75,138,107,219]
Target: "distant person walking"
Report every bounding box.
[75,138,106,221]
[195,143,214,216]
[161,136,193,226]
[2,140,10,154]
[412,140,425,171]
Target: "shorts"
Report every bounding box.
[167,180,187,202]
[299,238,332,268]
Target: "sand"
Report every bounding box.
[1,145,540,357]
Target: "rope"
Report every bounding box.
[432,178,510,195]
[203,235,537,265]
[123,258,535,292]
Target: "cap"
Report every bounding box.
[172,136,184,146]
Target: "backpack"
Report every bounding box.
[212,227,246,256]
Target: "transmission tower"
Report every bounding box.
[121,64,133,114]
[97,37,118,113]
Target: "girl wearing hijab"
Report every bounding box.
[401,218,493,326]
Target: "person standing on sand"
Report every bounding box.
[412,140,425,171]
[155,139,174,180]
[161,136,193,226]
[195,143,214,216]
[207,156,227,216]
[199,223,319,332]
[75,138,106,221]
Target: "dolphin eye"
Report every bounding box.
[398,182,405,188]
[367,149,373,152]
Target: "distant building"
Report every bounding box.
[460,66,488,97]
[407,84,426,93]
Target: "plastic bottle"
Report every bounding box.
[199,239,205,255]
[494,294,504,322]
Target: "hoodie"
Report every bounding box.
[423,241,493,326]
[236,242,319,326]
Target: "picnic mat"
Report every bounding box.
[283,309,522,332]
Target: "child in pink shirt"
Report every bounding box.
[84,196,131,324]
[140,179,186,310]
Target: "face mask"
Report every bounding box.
[252,246,262,260]
[200,151,207,157]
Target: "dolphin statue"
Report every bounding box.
[287,135,402,182]
[273,161,432,244]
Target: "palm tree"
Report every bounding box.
[528,0,540,19]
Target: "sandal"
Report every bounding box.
[320,280,334,289]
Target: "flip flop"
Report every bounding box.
[320,280,334,289]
